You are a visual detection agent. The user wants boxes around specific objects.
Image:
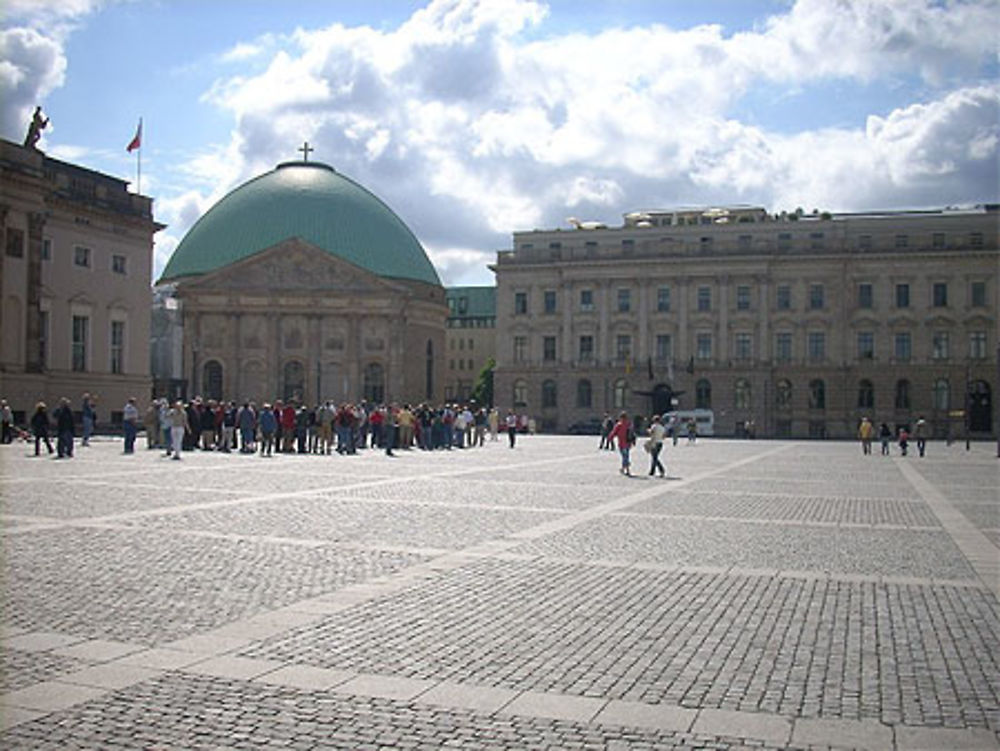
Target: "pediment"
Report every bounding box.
[178,238,403,295]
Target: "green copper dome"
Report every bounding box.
[159,161,441,286]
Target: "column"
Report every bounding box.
[25,211,45,372]
[230,313,242,399]
[758,277,770,361]
[598,281,610,364]
[561,280,572,363]
[0,205,8,344]
[717,275,729,363]
[677,279,689,361]
[266,313,278,400]
[348,315,361,400]
[637,280,648,364]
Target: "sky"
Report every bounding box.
[2,0,998,286]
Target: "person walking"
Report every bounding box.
[488,408,499,441]
[898,426,909,457]
[857,416,874,455]
[54,397,75,458]
[913,417,928,457]
[122,397,139,454]
[599,413,613,450]
[166,401,190,460]
[607,412,635,476]
[1,399,14,444]
[31,401,53,456]
[81,393,96,446]
[879,422,892,456]
[505,409,518,448]
[144,400,160,449]
[646,414,667,478]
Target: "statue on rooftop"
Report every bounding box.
[23,106,49,150]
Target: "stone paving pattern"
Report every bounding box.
[2,435,998,750]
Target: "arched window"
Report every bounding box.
[425,340,434,399]
[775,379,792,409]
[857,379,874,409]
[895,379,911,410]
[734,378,751,410]
[513,379,528,407]
[283,360,304,402]
[933,378,950,411]
[203,360,223,402]
[542,379,557,408]
[695,379,711,409]
[613,379,628,409]
[576,379,592,408]
[364,362,385,403]
[808,379,825,410]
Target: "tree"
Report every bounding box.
[470,357,495,408]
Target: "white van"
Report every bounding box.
[664,409,715,436]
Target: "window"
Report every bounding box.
[578,335,594,362]
[513,336,527,362]
[776,285,791,310]
[543,290,557,314]
[5,227,24,258]
[858,283,873,309]
[617,288,631,313]
[203,360,223,401]
[971,281,986,307]
[895,380,911,410]
[857,332,874,360]
[933,379,949,411]
[656,286,671,312]
[734,333,752,361]
[579,289,594,311]
[808,283,824,310]
[775,332,792,362]
[775,380,792,409]
[72,315,89,371]
[459,339,465,350]
[969,232,983,247]
[857,379,874,409]
[932,331,950,360]
[895,234,908,248]
[543,336,557,362]
[457,297,468,314]
[112,254,127,274]
[970,331,987,359]
[541,380,557,409]
[857,234,872,251]
[895,283,910,308]
[622,239,635,253]
[41,238,51,260]
[933,232,945,249]
[74,245,91,267]
[697,286,711,311]
[696,333,712,360]
[808,379,826,410]
[894,332,911,362]
[700,236,713,251]
[514,291,527,315]
[734,379,751,410]
[38,310,49,368]
[778,233,792,251]
[576,379,592,408]
[513,379,528,407]
[110,320,125,374]
[616,335,632,362]
[738,234,753,250]
[736,285,751,311]
[807,332,825,361]
[809,232,824,250]
[932,282,948,307]
[655,334,672,361]
[695,379,711,409]
[612,379,628,409]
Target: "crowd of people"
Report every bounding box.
[139,398,522,459]
[857,416,929,457]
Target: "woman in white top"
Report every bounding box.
[647,415,667,478]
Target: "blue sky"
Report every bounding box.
[2,0,997,285]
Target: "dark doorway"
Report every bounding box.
[652,383,674,416]
[968,380,992,432]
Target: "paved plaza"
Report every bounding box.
[1,435,998,750]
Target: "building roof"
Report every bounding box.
[159,160,441,286]
[446,286,496,318]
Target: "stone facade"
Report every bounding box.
[172,238,447,406]
[492,205,999,438]
[0,138,160,425]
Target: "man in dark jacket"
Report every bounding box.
[54,397,75,458]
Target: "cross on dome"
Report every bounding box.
[298,142,314,162]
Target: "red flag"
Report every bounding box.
[126,119,142,152]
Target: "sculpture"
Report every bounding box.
[23,106,49,150]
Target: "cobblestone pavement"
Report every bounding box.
[2,436,998,750]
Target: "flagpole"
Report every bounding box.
[136,117,142,194]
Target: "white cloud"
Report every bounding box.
[0,27,65,141]
[158,0,998,284]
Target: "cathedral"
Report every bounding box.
[157,154,447,406]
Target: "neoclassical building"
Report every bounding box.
[444,286,496,402]
[0,138,160,425]
[157,158,447,406]
[492,205,998,438]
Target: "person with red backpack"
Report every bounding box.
[607,412,635,476]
